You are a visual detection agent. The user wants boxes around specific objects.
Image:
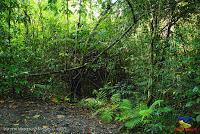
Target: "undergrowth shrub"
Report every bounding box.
[81,92,174,133]
[80,98,105,109]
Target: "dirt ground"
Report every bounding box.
[0,98,120,134]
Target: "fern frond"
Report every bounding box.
[111,93,121,103]
[82,98,104,109]
[150,100,164,109]
[139,108,153,120]
[116,110,136,121]
[125,117,142,129]
[99,108,114,123]
[119,99,132,110]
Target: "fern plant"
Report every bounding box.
[80,98,104,109]
[81,94,172,133]
[93,94,120,122]
[95,107,115,123]
[116,100,169,130]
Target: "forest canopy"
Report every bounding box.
[0,0,200,133]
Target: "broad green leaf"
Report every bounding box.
[15,87,22,94]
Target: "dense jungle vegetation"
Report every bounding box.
[0,0,200,133]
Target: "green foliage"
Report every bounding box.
[125,117,142,129]
[111,93,121,104]
[117,100,167,129]
[150,100,164,109]
[98,108,114,123]
[196,115,200,123]
[82,92,173,132]
[144,123,165,134]
[96,82,137,101]
[80,98,104,109]
[118,99,132,110]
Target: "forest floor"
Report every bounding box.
[0,98,120,134]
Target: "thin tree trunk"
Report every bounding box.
[24,1,29,44]
[8,0,15,96]
[148,12,158,106]
[8,1,11,45]
[73,0,82,100]
[64,0,70,95]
